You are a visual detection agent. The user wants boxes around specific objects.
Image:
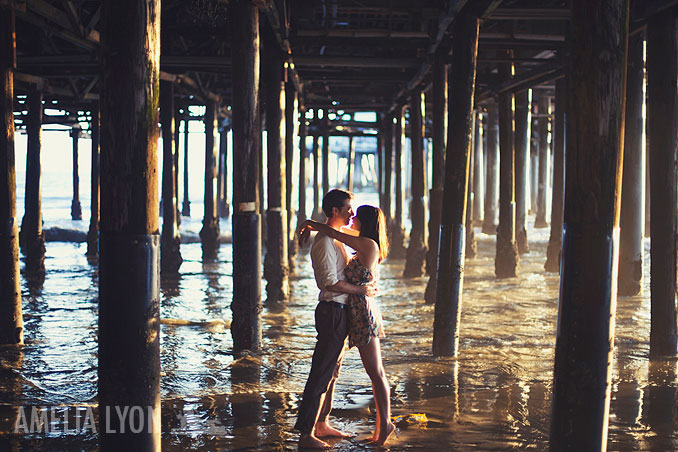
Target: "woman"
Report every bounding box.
[299,205,395,445]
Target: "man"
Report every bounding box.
[295,189,377,449]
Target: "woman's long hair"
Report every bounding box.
[356,205,389,262]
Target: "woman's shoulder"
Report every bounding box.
[358,236,379,251]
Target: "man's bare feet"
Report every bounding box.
[298,433,331,449]
[373,422,396,446]
[314,421,351,438]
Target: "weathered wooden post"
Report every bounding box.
[391,105,407,258]
[346,136,354,191]
[19,88,45,271]
[231,0,262,351]
[495,58,519,278]
[647,10,678,357]
[0,4,23,345]
[70,127,82,221]
[160,81,182,273]
[86,106,100,259]
[311,133,322,220]
[515,90,530,254]
[217,126,230,218]
[181,118,190,217]
[99,0,162,448]
[297,106,307,225]
[545,77,567,273]
[618,32,645,296]
[285,80,297,270]
[404,91,427,277]
[432,12,479,356]
[645,145,650,238]
[549,1,628,449]
[174,108,181,226]
[534,95,550,228]
[263,42,289,304]
[322,117,329,195]
[377,119,384,206]
[530,119,539,215]
[482,101,498,234]
[465,111,477,258]
[200,100,220,259]
[425,52,447,303]
[354,138,363,188]
[383,114,393,225]
[472,111,484,224]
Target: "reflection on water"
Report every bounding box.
[0,219,675,450]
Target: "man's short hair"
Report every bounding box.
[322,189,353,218]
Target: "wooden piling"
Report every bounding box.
[297,106,307,225]
[403,91,427,278]
[465,111,477,258]
[181,119,190,217]
[647,10,678,357]
[346,136,354,191]
[472,111,484,225]
[160,81,182,273]
[495,58,519,279]
[383,114,393,225]
[549,1,629,449]
[545,77,567,273]
[391,106,407,258]
[322,118,329,195]
[618,32,645,296]
[0,4,23,345]
[218,127,230,218]
[432,13,479,357]
[19,88,45,271]
[482,101,498,234]
[173,108,181,226]
[231,0,262,352]
[377,120,384,207]
[311,133,322,219]
[200,100,220,259]
[425,52,447,303]
[99,0,162,448]
[70,127,82,221]
[285,81,297,270]
[263,43,289,304]
[645,139,650,238]
[534,95,550,228]
[530,123,538,215]
[86,106,100,259]
[515,90,530,254]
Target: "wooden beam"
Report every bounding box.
[294,56,419,68]
[487,8,570,20]
[295,29,429,38]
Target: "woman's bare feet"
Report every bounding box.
[314,421,351,438]
[373,422,396,446]
[362,434,378,443]
[362,425,379,443]
[298,433,331,449]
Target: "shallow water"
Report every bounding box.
[0,212,676,451]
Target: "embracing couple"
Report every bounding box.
[294,189,395,449]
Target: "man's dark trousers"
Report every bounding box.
[295,301,349,433]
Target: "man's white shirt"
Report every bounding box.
[310,232,349,304]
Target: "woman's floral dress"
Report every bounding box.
[344,256,385,348]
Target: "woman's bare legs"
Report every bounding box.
[364,382,379,442]
[358,337,395,445]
